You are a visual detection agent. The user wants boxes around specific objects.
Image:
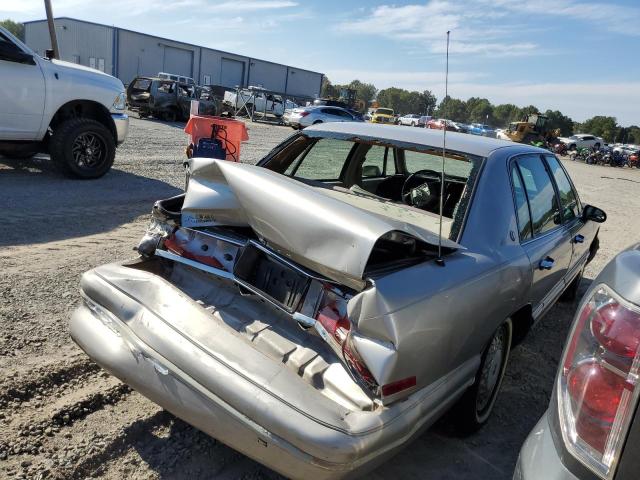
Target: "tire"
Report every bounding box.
[411,121,416,127]
[453,319,512,434]
[49,118,115,179]
[570,144,576,151]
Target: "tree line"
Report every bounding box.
[322,77,640,144]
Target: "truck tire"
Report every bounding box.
[50,118,115,179]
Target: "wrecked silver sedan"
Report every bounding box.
[71,123,605,479]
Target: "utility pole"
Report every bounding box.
[44,0,59,59]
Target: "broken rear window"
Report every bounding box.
[131,78,152,91]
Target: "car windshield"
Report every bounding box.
[264,133,483,239]
[376,109,393,115]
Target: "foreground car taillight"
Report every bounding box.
[314,286,377,390]
[558,285,640,478]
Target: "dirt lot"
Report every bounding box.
[1,117,639,480]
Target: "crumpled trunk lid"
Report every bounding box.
[182,158,461,290]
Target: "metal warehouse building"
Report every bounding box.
[23,17,323,98]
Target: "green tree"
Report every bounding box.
[544,109,574,136]
[466,97,493,124]
[376,87,406,113]
[435,95,467,122]
[417,90,437,116]
[320,77,339,99]
[0,19,24,40]
[493,103,520,127]
[348,80,377,111]
[580,116,619,142]
[627,126,640,144]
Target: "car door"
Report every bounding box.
[544,155,591,276]
[511,154,573,319]
[0,30,45,140]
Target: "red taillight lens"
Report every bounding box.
[314,286,377,390]
[163,228,231,270]
[299,111,310,117]
[558,285,640,478]
[382,376,417,396]
[591,303,640,358]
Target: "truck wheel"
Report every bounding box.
[452,319,512,434]
[50,118,115,179]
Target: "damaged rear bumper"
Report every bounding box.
[70,261,475,479]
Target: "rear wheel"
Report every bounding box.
[453,319,512,434]
[411,121,416,127]
[50,118,115,179]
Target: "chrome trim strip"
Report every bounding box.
[154,249,234,280]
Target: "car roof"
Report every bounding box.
[303,122,529,157]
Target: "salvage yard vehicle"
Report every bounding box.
[71,123,605,479]
[397,114,421,126]
[0,26,129,179]
[223,86,285,117]
[126,77,220,121]
[515,243,640,480]
[370,107,395,124]
[468,123,497,138]
[557,133,604,151]
[283,105,363,129]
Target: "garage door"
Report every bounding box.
[220,58,244,88]
[163,46,193,77]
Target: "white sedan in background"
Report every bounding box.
[283,106,363,129]
[397,114,421,126]
[557,134,604,150]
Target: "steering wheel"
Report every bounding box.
[401,169,440,205]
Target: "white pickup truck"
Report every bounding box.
[0,26,129,179]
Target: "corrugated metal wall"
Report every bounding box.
[199,49,247,87]
[23,18,323,96]
[248,59,287,92]
[25,19,114,74]
[117,30,199,85]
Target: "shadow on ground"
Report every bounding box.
[0,156,181,246]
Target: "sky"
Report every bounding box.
[2,0,639,125]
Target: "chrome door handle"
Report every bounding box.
[539,257,555,270]
[574,234,585,244]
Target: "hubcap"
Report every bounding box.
[71,132,106,169]
[477,327,507,413]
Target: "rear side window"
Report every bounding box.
[545,155,581,222]
[287,138,353,181]
[361,145,396,178]
[514,155,561,236]
[511,165,532,240]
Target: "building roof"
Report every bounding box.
[23,17,324,77]
[303,122,542,158]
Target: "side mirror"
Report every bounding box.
[583,204,606,223]
[362,165,382,177]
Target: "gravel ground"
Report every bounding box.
[1,116,639,480]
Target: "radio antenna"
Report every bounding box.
[436,31,450,266]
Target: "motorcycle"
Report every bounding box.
[552,142,568,155]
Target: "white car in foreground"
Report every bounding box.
[557,134,604,150]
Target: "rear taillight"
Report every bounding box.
[314,286,377,389]
[299,111,310,117]
[558,285,640,478]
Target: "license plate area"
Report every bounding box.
[233,243,310,313]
